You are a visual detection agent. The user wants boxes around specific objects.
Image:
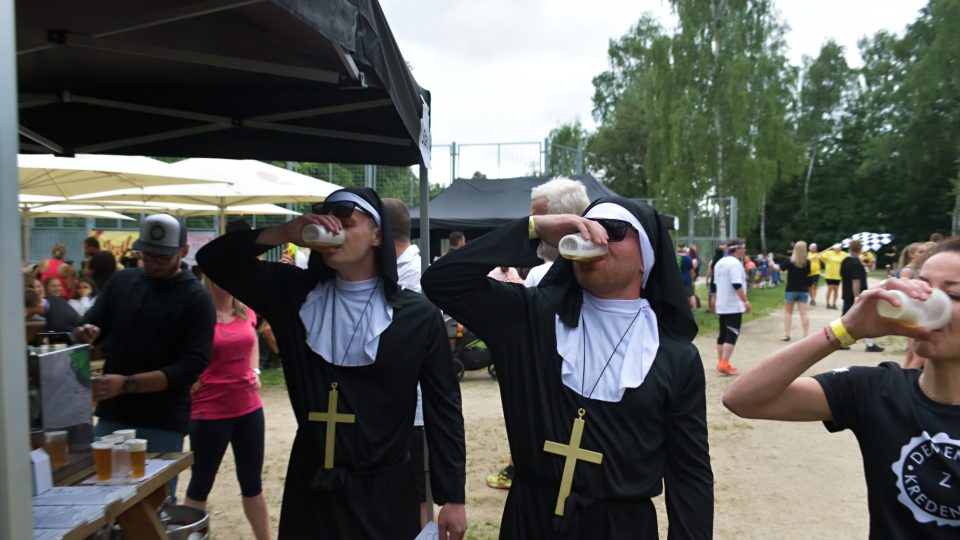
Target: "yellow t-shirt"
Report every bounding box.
[807,252,822,275]
[821,250,848,280]
[860,251,875,270]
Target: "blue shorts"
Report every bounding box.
[784,291,809,303]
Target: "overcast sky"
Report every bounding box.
[381,0,927,180]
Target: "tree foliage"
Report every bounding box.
[585,0,957,251]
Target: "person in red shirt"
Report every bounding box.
[184,275,269,540]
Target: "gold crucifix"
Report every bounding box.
[308,382,356,469]
[542,408,604,516]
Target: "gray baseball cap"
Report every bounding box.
[133,214,187,256]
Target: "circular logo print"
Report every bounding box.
[149,224,167,241]
[891,431,960,527]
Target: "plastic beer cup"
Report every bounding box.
[127,439,147,478]
[113,429,136,441]
[112,444,131,478]
[44,431,69,468]
[91,441,114,481]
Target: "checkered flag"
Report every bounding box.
[840,232,893,252]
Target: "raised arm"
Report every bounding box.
[723,279,934,421]
[421,215,606,340]
[195,215,328,317]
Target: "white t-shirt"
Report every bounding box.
[714,255,746,314]
[524,261,553,288]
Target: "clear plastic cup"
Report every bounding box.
[126,439,147,478]
[43,431,69,468]
[112,429,136,441]
[559,234,608,263]
[302,224,345,247]
[876,288,951,329]
[91,441,114,481]
[112,443,131,478]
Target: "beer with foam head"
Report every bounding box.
[44,431,68,468]
[91,441,114,481]
[127,439,147,478]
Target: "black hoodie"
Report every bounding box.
[83,267,214,434]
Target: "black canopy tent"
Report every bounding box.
[16,0,430,166]
[3,1,434,534]
[410,174,677,258]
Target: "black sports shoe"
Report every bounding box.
[865,344,885,353]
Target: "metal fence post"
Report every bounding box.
[450,142,457,181]
[729,196,738,239]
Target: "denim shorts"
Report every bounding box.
[784,291,809,303]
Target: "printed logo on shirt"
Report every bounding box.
[891,431,960,527]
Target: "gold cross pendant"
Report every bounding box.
[308,382,356,469]
[542,408,604,516]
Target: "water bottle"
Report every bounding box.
[558,234,608,263]
[876,288,951,329]
[302,224,345,247]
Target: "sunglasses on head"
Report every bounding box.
[311,200,373,220]
[588,218,631,242]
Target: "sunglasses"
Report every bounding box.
[588,218,631,242]
[311,200,374,220]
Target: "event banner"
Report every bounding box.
[91,230,139,262]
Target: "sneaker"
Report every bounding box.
[485,468,513,490]
[865,344,885,353]
[717,361,739,376]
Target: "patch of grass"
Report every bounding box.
[260,367,286,387]
[693,283,784,334]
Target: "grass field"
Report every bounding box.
[693,282,784,333]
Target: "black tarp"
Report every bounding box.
[16,0,429,166]
[410,174,677,258]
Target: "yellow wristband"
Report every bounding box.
[828,319,857,348]
[528,215,539,239]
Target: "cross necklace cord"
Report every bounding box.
[580,304,644,399]
[331,278,380,366]
[307,278,379,469]
[541,304,644,517]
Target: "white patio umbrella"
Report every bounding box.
[71,158,340,232]
[19,155,234,259]
[19,154,230,199]
[30,201,299,218]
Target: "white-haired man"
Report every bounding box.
[487,176,591,490]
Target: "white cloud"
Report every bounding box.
[382,0,927,172]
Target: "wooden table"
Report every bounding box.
[36,452,194,540]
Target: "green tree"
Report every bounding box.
[546,120,589,177]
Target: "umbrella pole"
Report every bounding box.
[21,210,29,264]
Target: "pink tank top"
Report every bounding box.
[191,310,263,420]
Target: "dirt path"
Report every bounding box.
[178,287,904,538]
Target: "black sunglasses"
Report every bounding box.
[311,200,374,220]
[588,218,631,242]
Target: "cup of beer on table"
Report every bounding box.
[127,439,147,478]
[113,429,136,441]
[44,431,68,468]
[92,441,114,481]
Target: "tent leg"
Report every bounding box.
[418,164,430,272]
[1,0,33,535]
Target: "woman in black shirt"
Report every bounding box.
[782,241,812,340]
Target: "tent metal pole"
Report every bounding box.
[1,0,33,534]
[419,164,430,272]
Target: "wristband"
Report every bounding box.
[528,215,539,239]
[253,368,262,376]
[828,319,857,348]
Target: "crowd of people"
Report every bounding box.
[20,179,959,539]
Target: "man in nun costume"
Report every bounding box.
[423,197,713,539]
[197,188,467,540]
